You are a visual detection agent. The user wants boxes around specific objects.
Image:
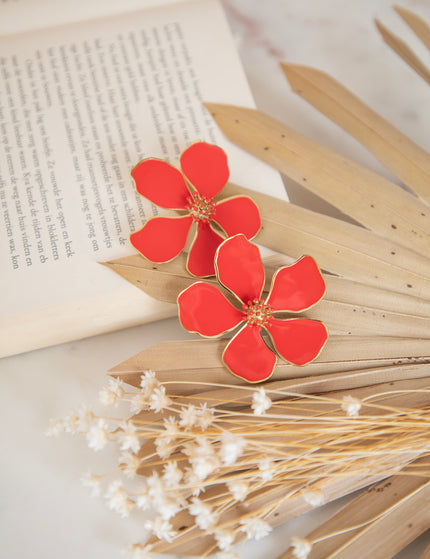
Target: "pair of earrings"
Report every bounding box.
[130,142,327,383]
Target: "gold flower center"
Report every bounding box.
[242,299,273,327]
[187,192,216,222]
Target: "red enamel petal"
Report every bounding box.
[180,142,229,199]
[267,318,328,366]
[178,283,243,337]
[266,256,326,312]
[187,221,225,277]
[130,215,193,262]
[131,159,190,209]
[215,234,265,304]
[214,196,261,239]
[223,324,277,383]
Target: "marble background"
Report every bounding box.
[222,0,430,215]
[1,1,430,558]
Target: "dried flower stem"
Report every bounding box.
[52,370,430,557]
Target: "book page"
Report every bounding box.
[0,0,286,355]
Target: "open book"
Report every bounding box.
[0,0,286,358]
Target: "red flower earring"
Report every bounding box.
[178,234,328,383]
[130,142,261,277]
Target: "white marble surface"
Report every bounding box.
[1,1,430,558]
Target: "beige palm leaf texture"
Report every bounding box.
[98,6,430,559]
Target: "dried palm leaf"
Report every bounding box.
[394,5,430,50]
[375,17,430,86]
[280,63,430,203]
[75,7,430,558]
[203,103,430,253]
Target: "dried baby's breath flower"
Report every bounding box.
[119,450,141,478]
[45,418,64,437]
[183,437,220,481]
[123,543,153,558]
[196,402,215,430]
[157,493,183,520]
[179,404,198,428]
[258,459,275,481]
[99,387,117,407]
[80,472,102,497]
[86,418,109,451]
[130,393,150,414]
[77,404,95,431]
[138,474,184,520]
[135,480,150,511]
[302,488,324,507]
[140,370,160,394]
[189,497,218,530]
[63,411,80,433]
[119,421,141,454]
[240,516,272,540]
[185,436,213,457]
[214,529,235,550]
[63,404,94,434]
[227,479,249,502]
[144,516,177,542]
[163,461,183,488]
[193,454,219,481]
[291,536,312,559]
[147,472,166,503]
[99,377,124,407]
[105,479,134,518]
[109,376,124,395]
[251,387,272,416]
[149,385,172,413]
[155,437,175,459]
[219,432,246,466]
[184,467,203,496]
[341,395,362,417]
[163,416,180,438]
[129,371,163,414]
